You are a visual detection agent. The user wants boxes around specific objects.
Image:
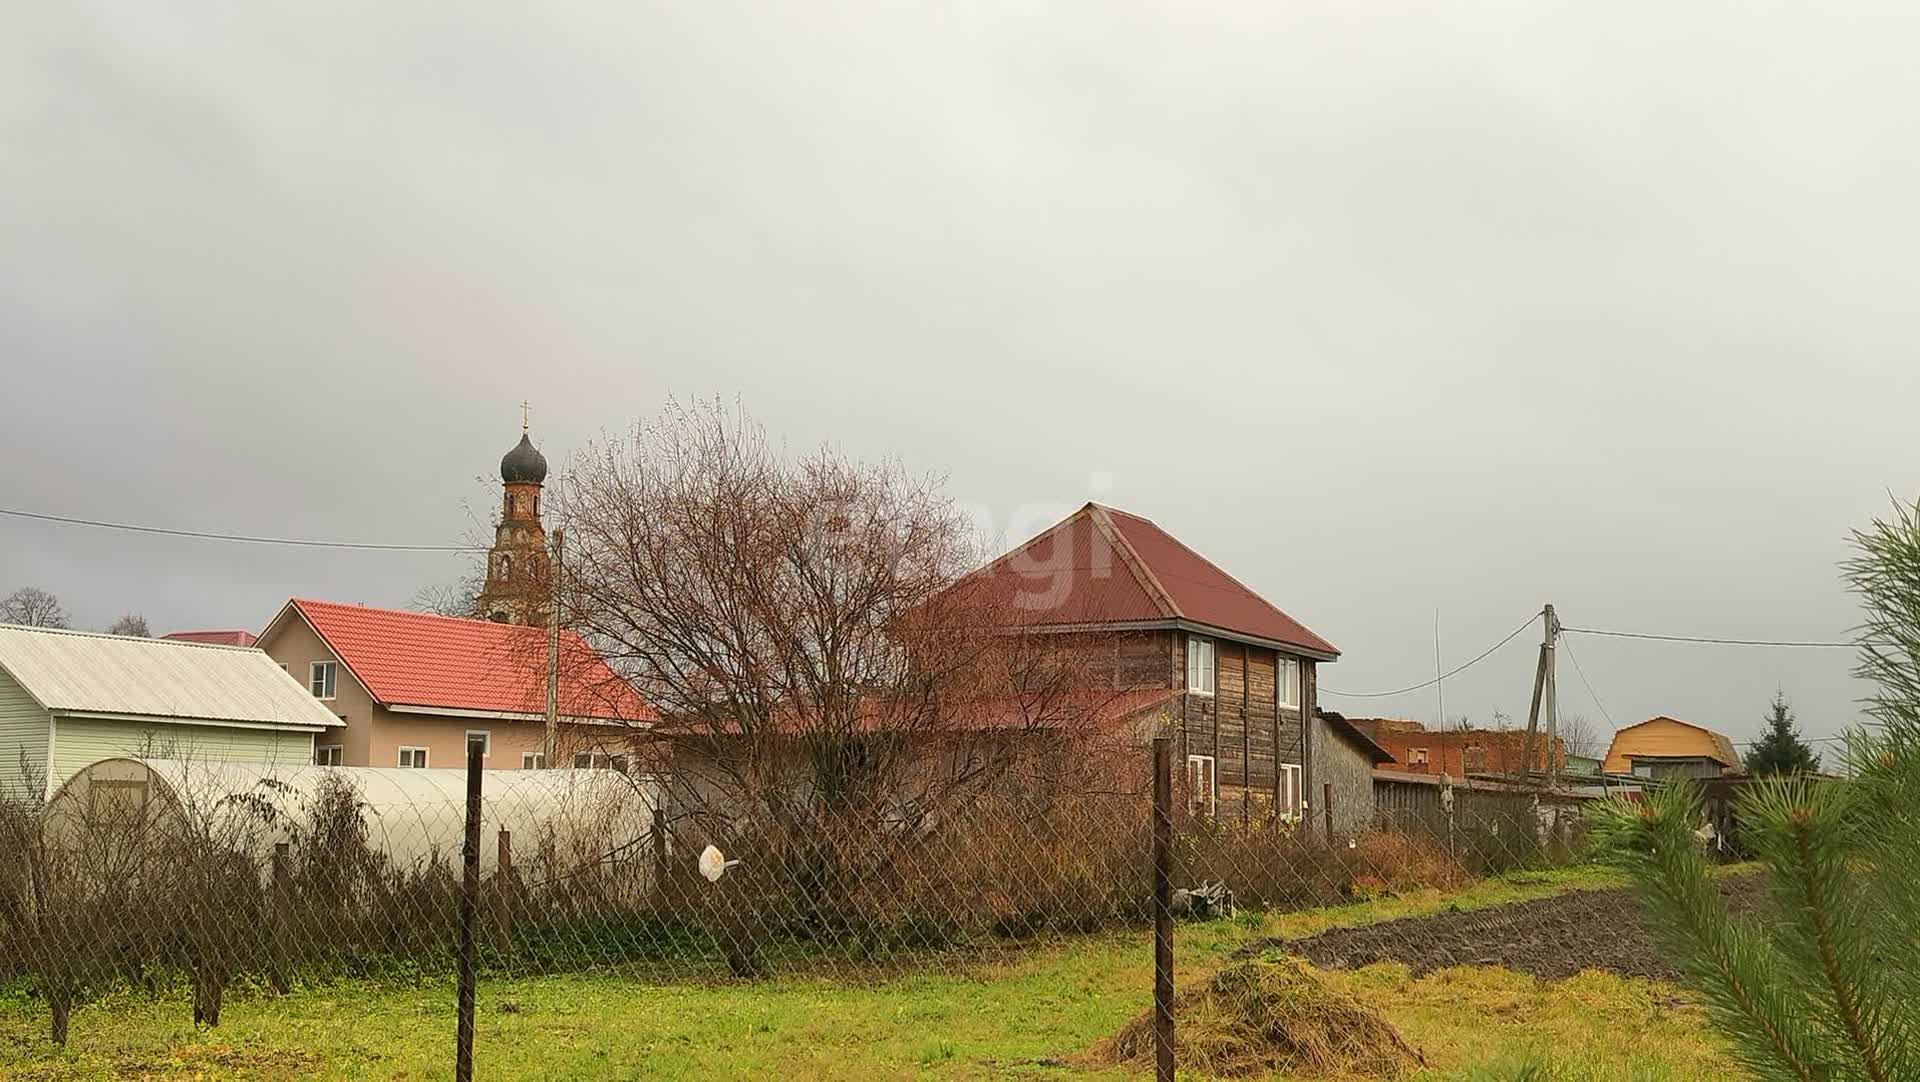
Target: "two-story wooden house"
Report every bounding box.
[959,503,1388,829]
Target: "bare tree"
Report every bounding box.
[1,587,69,629]
[411,564,485,619]
[556,401,1123,934]
[1557,712,1605,761]
[105,614,150,638]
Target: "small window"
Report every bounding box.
[1186,637,1216,697]
[573,752,593,769]
[521,751,547,770]
[1277,657,1299,708]
[1463,744,1487,772]
[1186,754,1217,816]
[465,730,490,759]
[309,661,338,700]
[572,752,629,773]
[1407,747,1430,769]
[1280,763,1303,818]
[315,744,344,767]
[398,746,428,768]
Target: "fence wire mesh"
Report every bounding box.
[0,745,1655,1076]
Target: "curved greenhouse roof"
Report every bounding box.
[50,758,662,878]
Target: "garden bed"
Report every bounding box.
[1237,872,1768,981]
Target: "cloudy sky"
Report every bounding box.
[4,3,1917,752]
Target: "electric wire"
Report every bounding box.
[0,506,480,552]
[1321,610,1541,699]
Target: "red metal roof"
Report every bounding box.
[957,503,1338,657]
[274,599,654,722]
[161,629,259,647]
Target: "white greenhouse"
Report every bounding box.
[47,758,665,879]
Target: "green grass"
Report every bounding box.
[0,865,1734,1080]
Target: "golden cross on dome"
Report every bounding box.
[520,400,531,432]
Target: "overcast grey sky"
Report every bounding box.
[3,3,1916,751]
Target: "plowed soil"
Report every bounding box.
[1233,874,1767,982]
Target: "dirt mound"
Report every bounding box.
[1235,873,1768,982]
[1103,956,1424,1078]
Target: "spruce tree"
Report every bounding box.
[1592,498,1920,1081]
[1744,691,1821,776]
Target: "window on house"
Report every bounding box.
[1408,747,1430,769]
[1186,754,1217,816]
[522,751,547,770]
[1280,762,1302,819]
[572,752,629,774]
[398,746,428,768]
[1277,657,1299,708]
[1187,637,1216,697]
[309,661,337,700]
[1463,744,1487,772]
[314,745,344,767]
[465,730,490,760]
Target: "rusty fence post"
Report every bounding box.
[269,842,291,995]
[455,741,484,1082]
[1323,782,1335,846]
[1152,735,1174,1082]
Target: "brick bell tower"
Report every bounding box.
[477,407,551,626]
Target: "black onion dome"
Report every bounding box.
[500,433,548,484]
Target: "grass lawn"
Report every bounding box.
[0,865,1736,1080]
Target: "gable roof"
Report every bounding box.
[1605,716,1741,767]
[264,599,654,723]
[957,503,1338,658]
[0,624,343,729]
[1318,711,1397,764]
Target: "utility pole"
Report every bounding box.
[544,527,564,769]
[1520,605,1558,788]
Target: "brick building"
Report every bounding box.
[1348,718,1563,778]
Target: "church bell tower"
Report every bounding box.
[477,407,551,626]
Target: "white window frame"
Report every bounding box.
[1280,762,1303,820]
[465,730,491,760]
[398,746,429,768]
[1186,636,1216,697]
[521,751,547,770]
[1408,747,1431,769]
[1277,657,1300,709]
[573,752,629,774]
[314,744,344,767]
[309,661,338,700]
[1186,754,1217,816]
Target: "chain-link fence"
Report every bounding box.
[0,741,1642,1077]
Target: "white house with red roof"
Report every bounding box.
[958,502,1384,832]
[256,599,653,771]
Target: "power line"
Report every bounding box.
[1322,610,1541,699]
[1561,626,1851,649]
[0,506,481,552]
[1559,632,1614,730]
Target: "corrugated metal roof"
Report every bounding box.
[278,600,655,722]
[952,503,1339,658]
[0,624,344,728]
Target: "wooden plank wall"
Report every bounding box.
[1174,635,1306,822]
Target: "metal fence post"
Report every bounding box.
[1323,782,1335,846]
[1152,735,1174,1082]
[270,842,290,995]
[494,828,514,949]
[456,741,484,1082]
